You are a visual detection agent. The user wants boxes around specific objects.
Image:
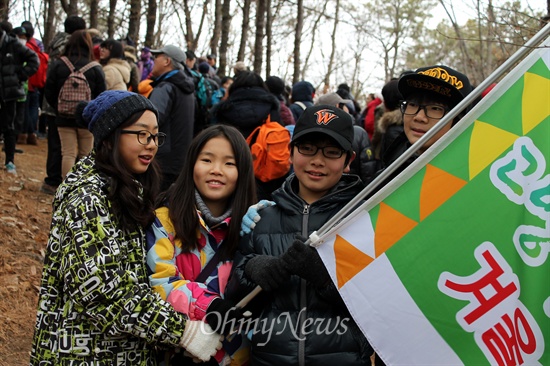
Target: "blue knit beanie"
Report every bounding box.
[78,91,158,147]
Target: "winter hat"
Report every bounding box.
[398,65,472,108]
[265,76,285,97]
[78,91,158,147]
[292,104,354,152]
[291,81,315,102]
[198,61,211,74]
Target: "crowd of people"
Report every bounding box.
[0,13,489,366]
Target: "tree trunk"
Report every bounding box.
[0,0,9,20]
[107,0,117,38]
[183,0,195,50]
[128,0,141,44]
[42,0,57,50]
[210,0,222,57]
[68,0,78,15]
[218,0,232,76]
[89,0,99,29]
[293,0,304,84]
[264,0,272,78]
[323,0,339,90]
[145,0,157,47]
[253,0,266,74]
[237,0,251,63]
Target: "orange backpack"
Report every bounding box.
[246,115,291,182]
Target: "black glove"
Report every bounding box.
[205,298,244,336]
[244,255,290,291]
[281,237,331,287]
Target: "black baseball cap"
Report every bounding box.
[398,65,472,108]
[292,104,354,151]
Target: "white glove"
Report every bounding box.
[179,320,222,362]
[240,200,276,236]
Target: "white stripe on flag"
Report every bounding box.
[339,254,463,365]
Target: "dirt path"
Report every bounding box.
[0,139,52,366]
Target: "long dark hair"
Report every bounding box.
[166,125,256,260]
[63,29,93,61]
[99,38,124,65]
[95,111,161,232]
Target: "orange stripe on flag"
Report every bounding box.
[334,234,374,288]
[374,202,418,257]
[420,164,467,221]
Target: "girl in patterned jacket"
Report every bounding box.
[30,90,222,366]
[146,124,256,365]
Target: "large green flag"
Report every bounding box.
[316,35,550,364]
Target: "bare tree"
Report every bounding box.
[107,0,117,38]
[145,0,157,46]
[253,0,267,73]
[0,0,9,20]
[322,0,340,92]
[293,0,304,84]
[218,0,232,75]
[127,0,141,44]
[301,1,328,81]
[60,0,78,16]
[210,0,222,57]
[265,0,272,78]
[237,0,252,62]
[42,0,57,49]
[90,0,99,29]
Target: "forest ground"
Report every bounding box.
[0,138,52,366]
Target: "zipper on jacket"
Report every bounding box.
[298,204,310,366]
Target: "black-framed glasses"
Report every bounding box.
[400,100,448,119]
[296,143,345,159]
[120,130,166,147]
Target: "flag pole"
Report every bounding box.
[235,22,550,309]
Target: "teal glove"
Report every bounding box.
[240,200,275,236]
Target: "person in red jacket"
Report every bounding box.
[20,21,47,145]
[363,93,382,140]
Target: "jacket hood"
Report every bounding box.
[53,153,109,211]
[376,109,403,134]
[273,173,363,214]
[291,81,315,102]
[214,87,279,124]
[151,69,195,95]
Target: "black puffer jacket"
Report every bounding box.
[227,174,372,366]
[212,86,280,138]
[149,69,196,179]
[350,125,377,185]
[0,31,39,103]
[44,56,106,127]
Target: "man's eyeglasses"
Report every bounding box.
[400,100,448,119]
[296,143,345,159]
[120,130,166,147]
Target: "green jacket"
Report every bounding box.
[30,153,187,365]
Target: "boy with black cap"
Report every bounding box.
[380,65,472,171]
[227,105,374,365]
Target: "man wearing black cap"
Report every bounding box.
[379,65,472,175]
[148,44,196,191]
[228,105,376,365]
